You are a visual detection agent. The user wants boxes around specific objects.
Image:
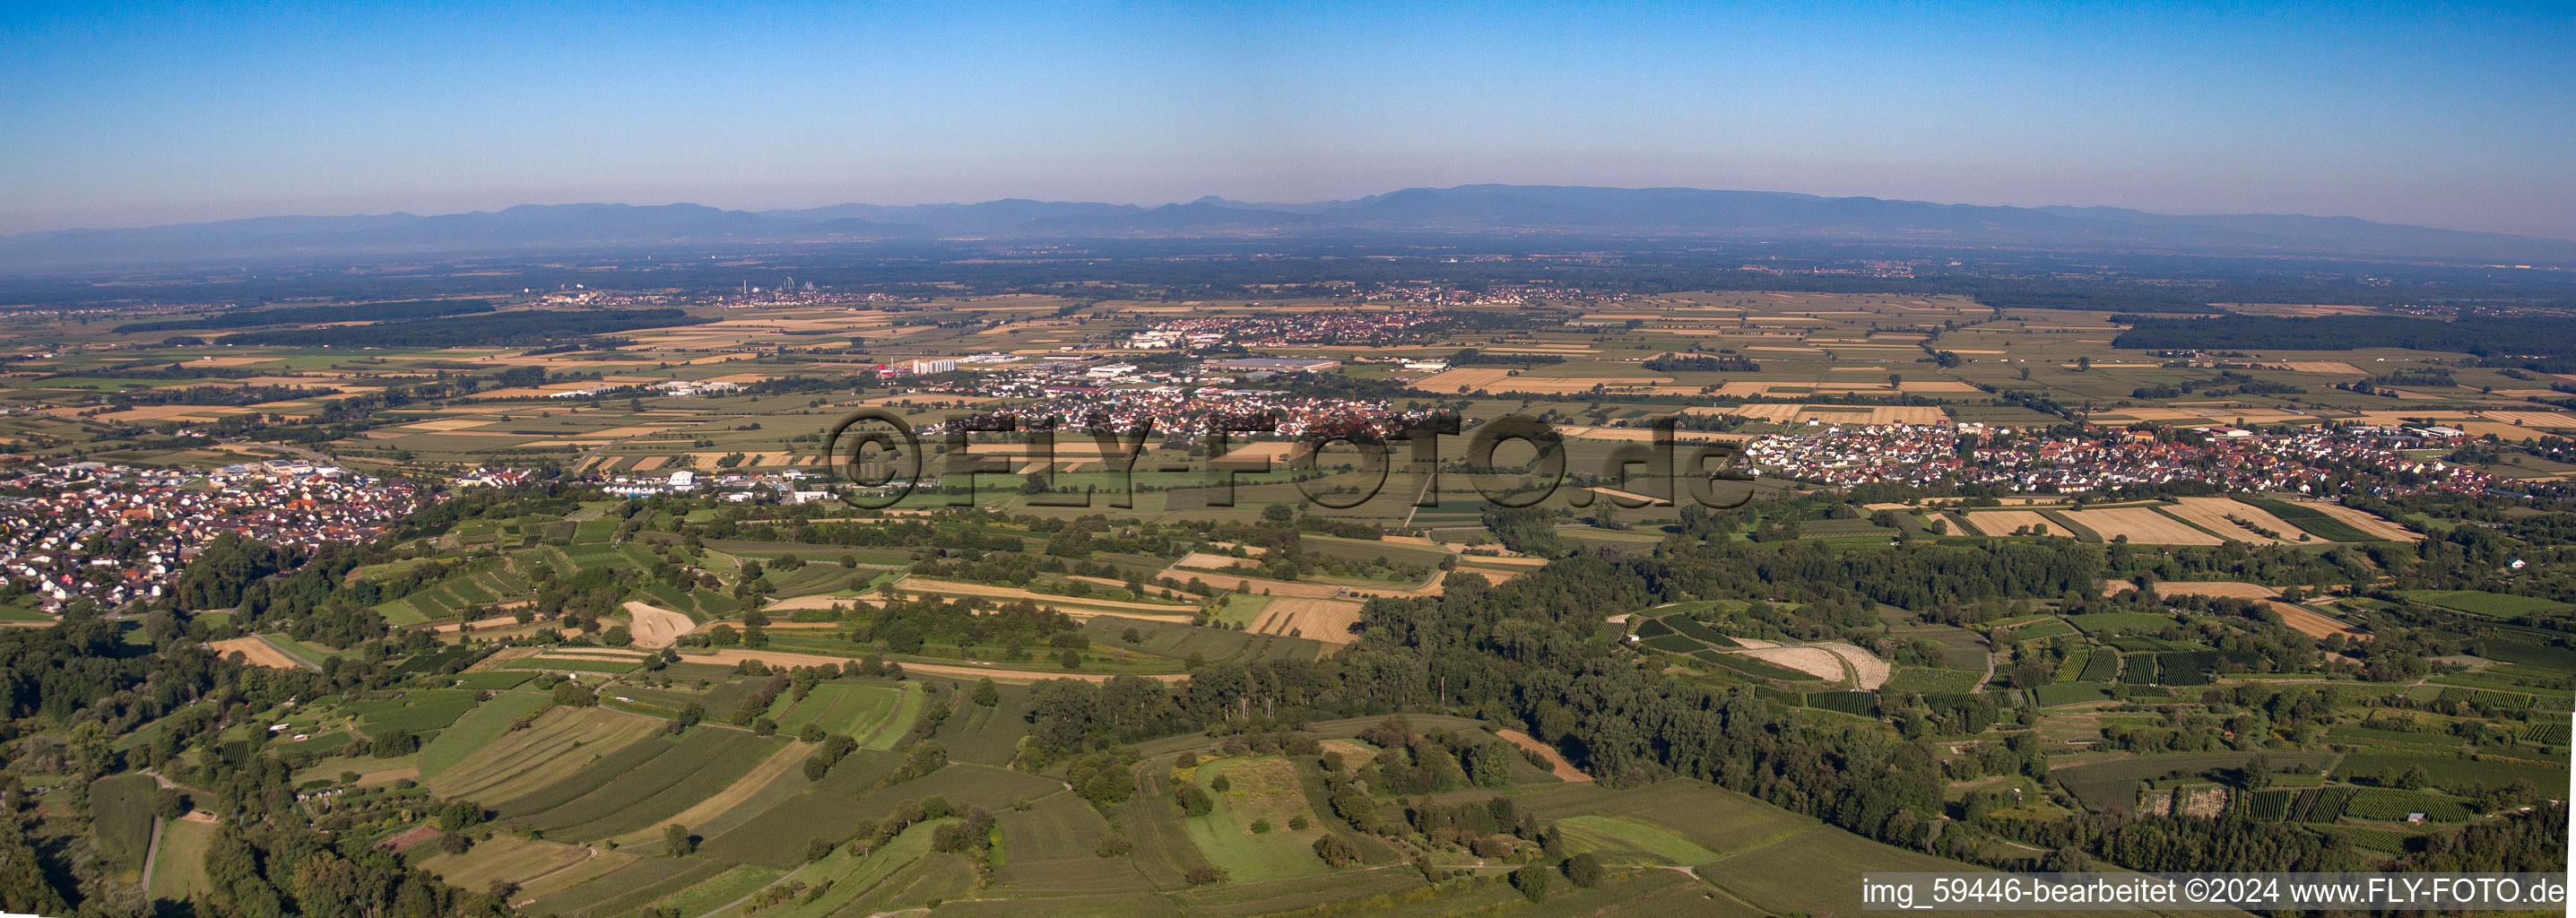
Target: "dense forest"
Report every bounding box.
[2114,314,2576,366]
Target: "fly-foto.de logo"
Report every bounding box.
[818,410,1756,513]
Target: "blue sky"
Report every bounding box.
[4,2,2572,238]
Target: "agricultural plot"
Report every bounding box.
[90,773,158,867]
[2001,618,2077,642]
[769,680,912,742]
[350,689,479,735]
[427,706,664,801]
[1513,780,1810,858]
[526,857,730,918]
[644,863,786,918]
[1704,825,2151,918]
[2243,498,2418,542]
[2067,506,2224,545]
[1956,510,2067,538]
[2159,497,2288,543]
[1878,667,1984,694]
[1080,616,1323,668]
[990,797,1156,896]
[417,690,548,777]
[147,816,218,901]
[415,834,619,898]
[1112,768,1218,889]
[686,790,872,868]
[1555,814,1722,864]
[503,729,787,841]
[1250,597,1365,645]
[2398,590,2575,619]
[1184,757,1329,883]
[2338,751,2567,793]
[2344,788,2475,823]
[2054,751,2338,811]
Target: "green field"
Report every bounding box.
[2337,751,2568,793]
[91,773,159,867]
[2239,498,2381,542]
[2397,590,2575,619]
[1183,757,1329,883]
[2054,752,2338,810]
[417,690,549,777]
[428,705,664,801]
[147,816,218,901]
[769,680,909,741]
[503,729,786,841]
[1555,814,1722,864]
[650,863,785,918]
[350,689,480,735]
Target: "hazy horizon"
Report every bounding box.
[5,2,2572,238]
[14,184,2576,245]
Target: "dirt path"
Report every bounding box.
[1495,729,1592,783]
[138,816,165,898]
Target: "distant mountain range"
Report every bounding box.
[6,185,2572,268]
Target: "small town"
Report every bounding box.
[1740,421,2501,497]
[0,460,441,612]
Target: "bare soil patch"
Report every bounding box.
[620,601,696,649]
[208,637,302,670]
[1495,730,1592,783]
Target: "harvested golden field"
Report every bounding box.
[1496,729,1591,783]
[2299,501,2423,541]
[1957,510,2067,538]
[2072,507,2224,545]
[2192,497,2317,542]
[2149,581,2277,601]
[2477,411,2576,429]
[2148,583,2369,640]
[2161,498,2288,544]
[1175,551,1259,571]
[1253,597,1365,645]
[207,637,303,670]
[1927,511,1976,536]
[1412,367,1514,392]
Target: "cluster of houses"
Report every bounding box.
[1741,422,2499,496]
[922,384,1434,440]
[1123,310,1445,349]
[594,468,833,504]
[0,460,441,613]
